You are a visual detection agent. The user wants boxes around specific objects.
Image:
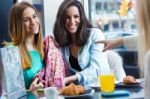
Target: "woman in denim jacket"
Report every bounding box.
[54,0,111,86]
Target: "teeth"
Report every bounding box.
[69,26,75,28]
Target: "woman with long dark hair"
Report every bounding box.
[54,0,111,86]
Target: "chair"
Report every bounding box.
[116,50,140,78]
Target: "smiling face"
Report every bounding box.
[23,7,40,36]
[65,6,81,34]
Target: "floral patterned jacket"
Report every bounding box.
[35,36,68,90]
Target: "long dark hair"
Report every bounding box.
[54,0,92,47]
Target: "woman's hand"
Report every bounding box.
[29,77,44,92]
[95,38,124,52]
[64,75,78,85]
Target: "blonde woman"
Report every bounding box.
[9,2,67,98]
[136,0,150,98]
[8,2,44,98]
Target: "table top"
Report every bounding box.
[39,79,144,99]
[91,78,144,99]
[93,85,144,99]
[39,85,144,99]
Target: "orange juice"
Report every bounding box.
[99,74,115,93]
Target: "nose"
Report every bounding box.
[30,18,36,25]
[69,17,75,24]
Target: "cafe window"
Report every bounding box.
[88,0,137,32]
[96,2,102,11]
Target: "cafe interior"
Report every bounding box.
[0,0,147,99]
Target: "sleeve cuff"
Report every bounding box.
[75,73,82,83]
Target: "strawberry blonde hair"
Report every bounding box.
[8,2,44,69]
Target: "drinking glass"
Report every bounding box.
[99,74,115,93]
[44,87,58,99]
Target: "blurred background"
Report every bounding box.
[0,1,139,95]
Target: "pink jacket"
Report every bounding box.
[35,36,68,89]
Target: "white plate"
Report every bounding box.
[115,82,141,88]
[91,80,120,88]
[60,89,95,98]
[115,79,143,88]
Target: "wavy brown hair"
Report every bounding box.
[8,2,44,69]
[54,0,92,47]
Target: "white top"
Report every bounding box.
[144,50,150,99]
[123,35,138,51]
[106,50,126,82]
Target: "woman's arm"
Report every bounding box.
[123,35,138,50]
[95,38,124,52]
[64,75,78,85]
[95,35,138,51]
[75,28,111,85]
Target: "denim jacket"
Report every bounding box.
[62,28,111,86]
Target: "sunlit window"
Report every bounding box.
[88,0,137,32]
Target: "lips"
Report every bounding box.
[68,25,77,29]
[66,24,79,33]
[31,25,39,31]
[68,27,77,31]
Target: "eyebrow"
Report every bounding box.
[23,13,37,20]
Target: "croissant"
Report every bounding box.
[123,75,137,84]
[60,83,85,96]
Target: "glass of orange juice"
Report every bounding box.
[99,74,115,93]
